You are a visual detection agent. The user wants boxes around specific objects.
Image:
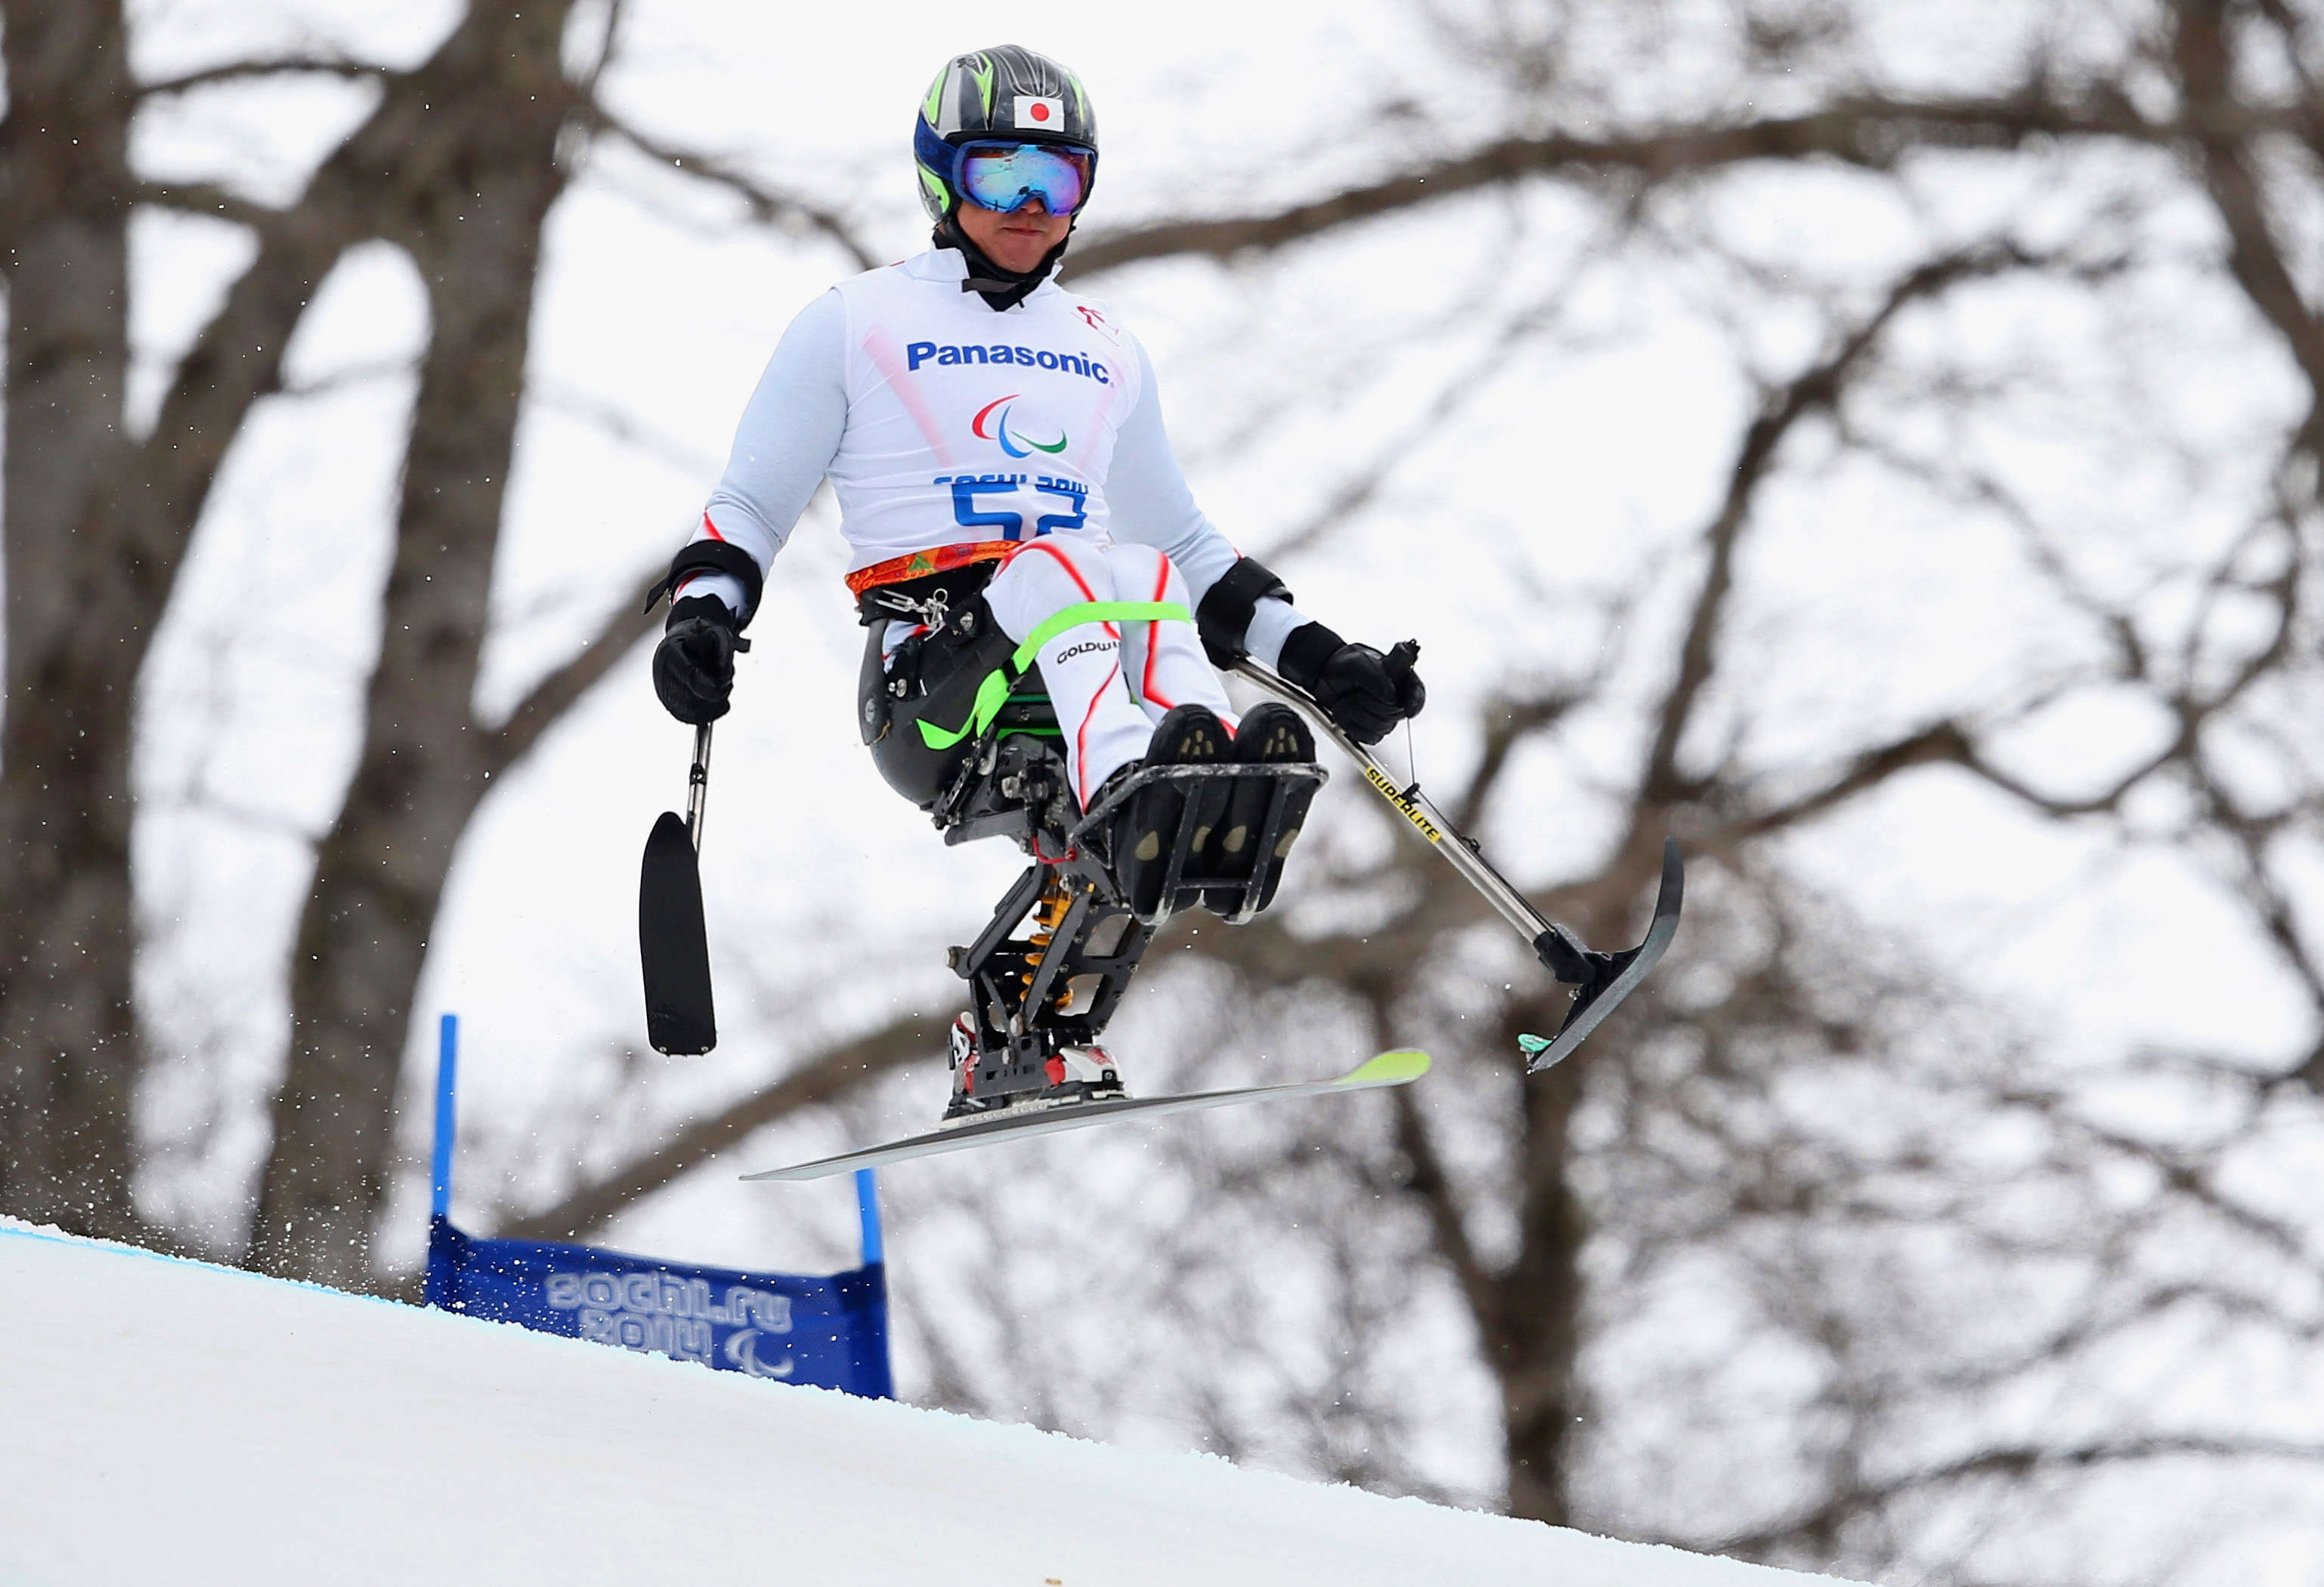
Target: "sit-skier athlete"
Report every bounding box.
[648,45,1425,1123]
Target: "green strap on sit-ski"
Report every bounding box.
[916,600,1190,750]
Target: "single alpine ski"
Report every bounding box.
[741,1050,1429,1181]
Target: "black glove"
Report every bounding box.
[653,595,750,724]
[1278,624,1426,746]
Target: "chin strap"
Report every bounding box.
[935,217,1074,311]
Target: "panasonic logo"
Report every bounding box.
[906,341,1111,383]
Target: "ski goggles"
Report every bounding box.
[952,140,1097,216]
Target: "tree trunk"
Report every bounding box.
[1493,1027,1592,1525]
[249,0,579,1285]
[0,0,151,1239]
[1490,831,1676,1523]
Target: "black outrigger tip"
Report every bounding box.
[640,722,719,1056]
[1519,837,1685,1074]
[640,809,716,1055]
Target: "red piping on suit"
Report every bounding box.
[1141,557,1176,710]
[1017,540,1123,808]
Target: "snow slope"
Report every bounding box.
[0,1220,1850,1585]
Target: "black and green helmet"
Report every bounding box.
[913,45,1098,224]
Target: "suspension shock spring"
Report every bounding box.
[1021,878,1082,1013]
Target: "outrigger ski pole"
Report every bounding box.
[639,721,719,1056]
[1233,646,1684,1074]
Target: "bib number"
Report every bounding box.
[948,476,1088,543]
[950,478,1023,540]
[1032,481,1088,536]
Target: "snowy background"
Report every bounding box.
[57,0,2324,1579]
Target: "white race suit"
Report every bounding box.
[675,246,1308,808]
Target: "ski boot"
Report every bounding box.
[1106,704,1233,918]
[941,1013,1126,1126]
[1206,701,1317,917]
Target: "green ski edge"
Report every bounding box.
[741,1050,1431,1183]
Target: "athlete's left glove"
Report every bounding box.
[654,595,752,724]
[1279,624,1426,746]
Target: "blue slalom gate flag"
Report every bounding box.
[423,1014,893,1399]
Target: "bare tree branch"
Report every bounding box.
[1066,95,2170,279]
[1258,286,1577,565]
[1721,1435,2324,1558]
[499,1007,949,1242]
[138,54,386,97]
[1639,243,2039,808]
[1389,1082,1499,1330]
[587,107,879,272]
[131,53,491,576]
[2174,0,2324,454]
[1702,720,1982,849]
[1453,690,1589,834]
[531,376,724,478]
[134,180,283,229]
[481,571,664,777]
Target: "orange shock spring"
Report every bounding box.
[1021,878,1081,1012]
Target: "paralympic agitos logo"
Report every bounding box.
[973,394,1066,458]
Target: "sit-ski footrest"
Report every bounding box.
[1069,760,1326,926]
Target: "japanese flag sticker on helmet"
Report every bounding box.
[1015,95,1063,129]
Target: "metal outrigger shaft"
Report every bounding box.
[686,721,713,852]
[1232,652,1685,1074]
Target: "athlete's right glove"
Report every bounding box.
[653,595,751,724]
[1278,624,1426,746]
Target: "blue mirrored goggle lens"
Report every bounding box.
[956,144,1093,215]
